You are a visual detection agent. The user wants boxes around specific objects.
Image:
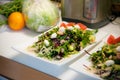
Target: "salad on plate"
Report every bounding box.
[69,34,120,80]
[28,22,97,61]
[89,35,120,80]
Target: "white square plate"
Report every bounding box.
[69,36,109,79]
[12,27,108,66]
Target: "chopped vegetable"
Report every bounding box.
[60,22,66,28]
[107,35,120,44]
[68,45,74,51]
[77,23,87,30]
[107,35,116,44]
[115,37,120,43]
[66,22,75,26]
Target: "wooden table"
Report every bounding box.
[0,56,58,80]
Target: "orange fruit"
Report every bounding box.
[8,12,25,31]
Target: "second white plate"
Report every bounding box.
[69,36,108,79]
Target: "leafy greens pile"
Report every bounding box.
[0,0,22,18]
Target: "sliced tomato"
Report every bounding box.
[115,37,120,43]
[77,23,87,30]
[60,22,66,28]
[66,22,75,27]
[107,35,116,44]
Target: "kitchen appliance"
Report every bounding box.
[112,1,120,16]
[61,0,112,29]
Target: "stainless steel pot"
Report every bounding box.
[61,0,112,28]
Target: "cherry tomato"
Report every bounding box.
[77,23,87,30]
[66,22,75,26]
[60,22,66,28]
[115,37,120,43]
[107,35,116,44]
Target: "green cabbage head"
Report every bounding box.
[22,0,60,32]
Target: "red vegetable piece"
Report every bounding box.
[66,22,75,26]
[107,35,116,44]
[77,23,87,30]
[60,22,66,28]
[115,36,120,43]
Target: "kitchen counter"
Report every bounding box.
[0,18,120,80]
[0,56,58,80]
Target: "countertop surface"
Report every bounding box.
[0,18,120,80]
[0,56,58,80]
